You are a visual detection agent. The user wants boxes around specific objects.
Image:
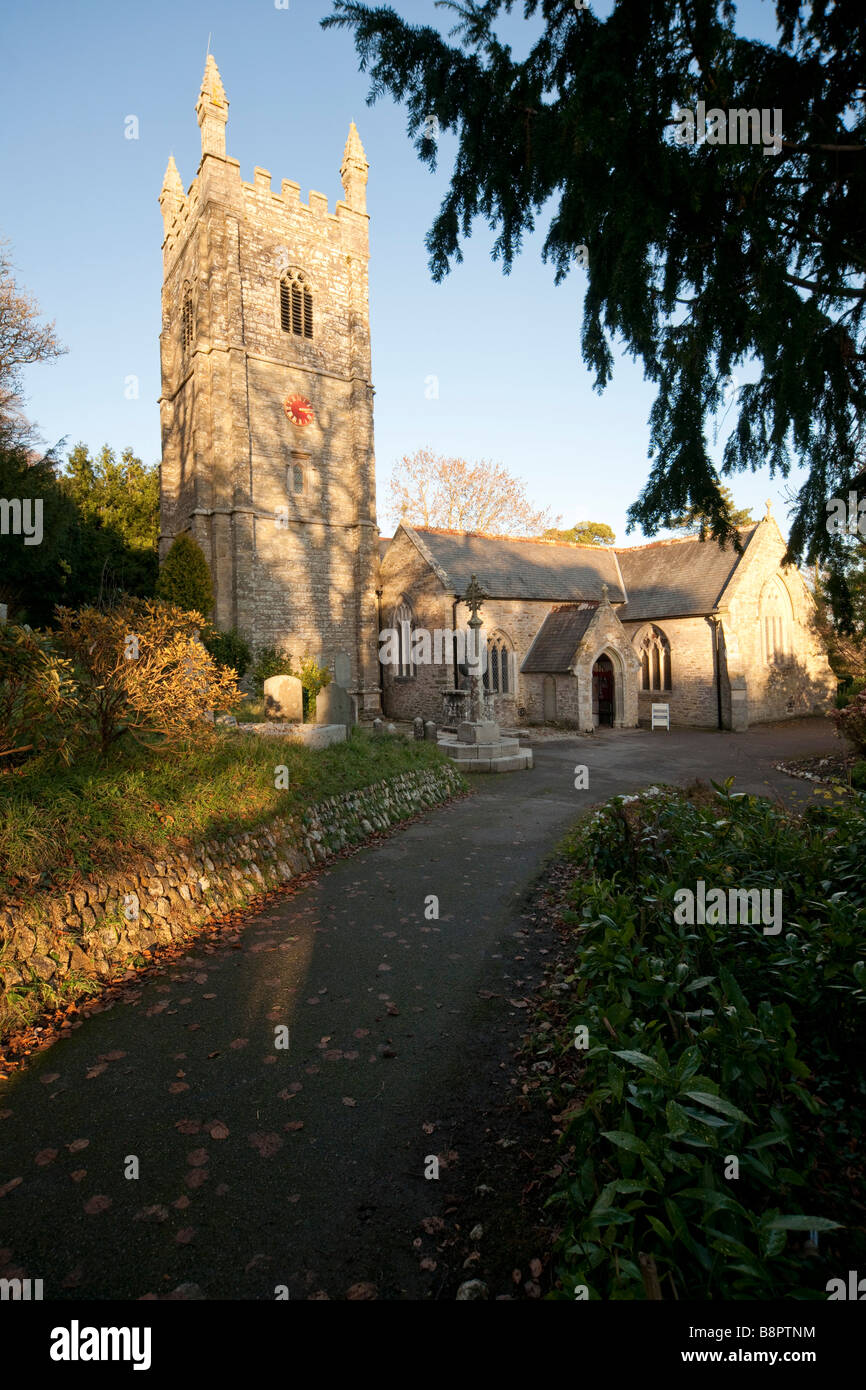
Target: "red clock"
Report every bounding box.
[284,396,315,427]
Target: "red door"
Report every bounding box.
[592,656,614,726]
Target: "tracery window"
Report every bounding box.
[761,576,793,664]
[393,601,414,679]
[637,625,672,692]
[483,632,514,694]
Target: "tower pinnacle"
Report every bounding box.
[341,121,369,213]
[196,54,228,158]
[159,155,185,229]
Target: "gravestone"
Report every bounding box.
[413,717,424,740]
[316,683,354,728]
[334,650,351,688]
[372,717,384,734]
[424,721,437,742]
[264,674,303,722]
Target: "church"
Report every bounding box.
[158,59,836,734]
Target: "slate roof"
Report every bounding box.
[521,603,599,673]
[402,526,626,602]
[614,527,757,622]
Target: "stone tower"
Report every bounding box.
[158,56,381,715]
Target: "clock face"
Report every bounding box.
[284,395,315,428]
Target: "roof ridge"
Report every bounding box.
[614,524,757,555]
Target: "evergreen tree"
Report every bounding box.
[666,484,754,535]
[324,0,866,588]
[156,534,214,617]
[62,443,159,601]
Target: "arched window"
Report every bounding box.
[761,576,793,664]
[636,625,672,692]
[280,270,313,339]
[485,631,515,694]
[393,602,414,679]
[181,282,194,354]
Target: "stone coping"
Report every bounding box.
[0,764,465,1022]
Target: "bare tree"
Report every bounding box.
[0,241,65,444]
[386,447,559,537]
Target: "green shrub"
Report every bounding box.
[203,626,252,679]
[155,534,214,617]
[250,648,331,718]
[540,780,866,1300]
[250,645,294,695]
[851,760,866,789]
[835,678,865,710]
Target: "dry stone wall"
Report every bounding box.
[0,765,464,1005]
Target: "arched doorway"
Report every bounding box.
[592,655,615,727]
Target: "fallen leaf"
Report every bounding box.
[70,1169,87,1183]
[174,1119,201,1135]
[67,1138,89,1153]
[208,1121,229,1140]
[175,1227,195,1244]
[35,1148,58,1166]
[0,1177,23,1197]
[283,1120,304,1133]
[421,1217,444,1235]
[86,1064,107,1079]
[420,1258,437,1272]
[229,1038,249,1050]
[346,1282,378,1300]
[185,1168,209,1190]
[323,1050,343,1062]
[342,1097,357,1107]
[169,1082,190,1094]
[172,1195,191,1210]
[134,1205,169,1223]
[353,1029,370,1039]
[187,1149,209,1167]
[83,1195,112,1215]
[248,1132,283,1158]
[39,1073,60,1086]
[99,1051,127,1062]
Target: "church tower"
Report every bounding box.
[158,57,381,715]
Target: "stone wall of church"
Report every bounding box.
[715,520,835,724]
[622,615,721,728]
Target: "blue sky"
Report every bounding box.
[0,0,797,542]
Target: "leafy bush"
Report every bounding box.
[202,626,252,679]
[52,599,242,758]
[0,624,77,766]
[155,534,214,617]
[851,760,866,789]
[250,647,331,718]
[831,686,866,752]
[540,781,866,1299]
[250,644,293,695]
[835,678,865,710]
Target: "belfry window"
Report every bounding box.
[181,282,194,354]
[280,271,313,339]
